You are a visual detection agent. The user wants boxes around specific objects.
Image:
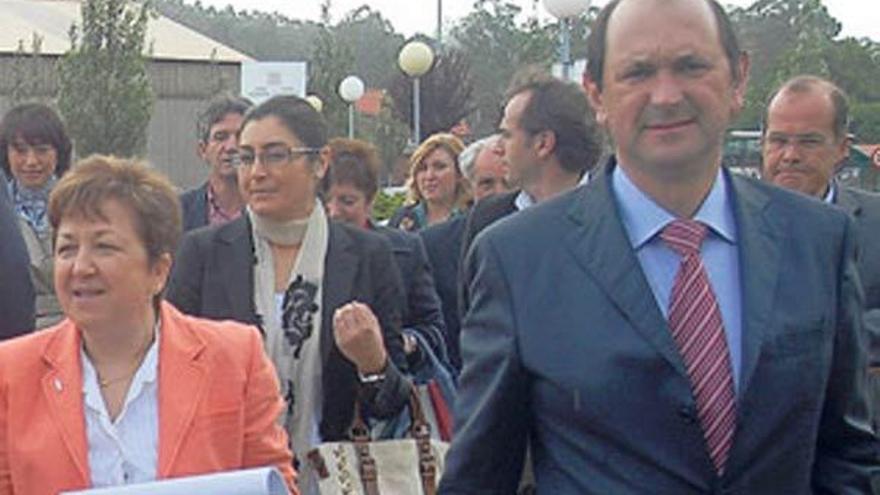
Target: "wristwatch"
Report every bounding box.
[358,362,387,384]
[358,370,386,384]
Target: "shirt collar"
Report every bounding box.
[81,321,161,413]
[515,171,591,212]
[612,164,737,249]
[823,181,836,204]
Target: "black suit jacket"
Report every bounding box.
[0,174,35,337]
[373,225,449,364]
[419,215,467,370]
[165,215,410,440]
[440,161,877,493]
[179,182,209,233]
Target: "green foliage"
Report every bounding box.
[355,93,411,185]
[448,0,556,136]
[152,0,319,60]
[57,0,154,157]
[151,0,880,148]
[372,189,406,221]
[730,0,880,132]
[852,102,880,143]
[309,22,355,137]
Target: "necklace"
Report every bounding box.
[98,357,143,388]
[96,334,154,389]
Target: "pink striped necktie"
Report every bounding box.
[661,219,736,474]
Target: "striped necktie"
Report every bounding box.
[661,219,736,474]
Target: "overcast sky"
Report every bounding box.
[195,0,877,42]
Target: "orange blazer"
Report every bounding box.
[0,302,298,495]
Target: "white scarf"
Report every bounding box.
[249,202,328,494]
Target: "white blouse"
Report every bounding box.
[80,330,160,487]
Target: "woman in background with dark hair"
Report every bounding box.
[1,103,73,328]
[321,137,452,371]
[166,95,409,494]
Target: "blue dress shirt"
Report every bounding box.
[612,165,743,390]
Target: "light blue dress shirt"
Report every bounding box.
[612,165,743,390]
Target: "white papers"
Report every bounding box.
[62,467,289,495]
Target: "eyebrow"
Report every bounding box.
[766,131,826,139]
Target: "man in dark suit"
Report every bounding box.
[180,94,251,232]
[420,134,516,370]
[761,74,880,426]
[0,173,35,337]
[459,71,603,321]
[439,0,878,492]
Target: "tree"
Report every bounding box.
[730,0,841,127]
[57,0,154,157]
[387,45,476,140]
[449,0,555,136]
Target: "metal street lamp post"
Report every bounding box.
[338,75,365,138]
[397,41,435,145]
[543,0,591,81]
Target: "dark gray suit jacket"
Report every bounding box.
[836,186,880,427]
[165,215,410,441]
[179,182,209,233]
[0,174,35,337]
[439,162,877,494]
[458,191,519,323]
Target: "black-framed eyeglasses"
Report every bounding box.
[233,145,321,168]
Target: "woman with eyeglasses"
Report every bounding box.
[1,103,73,328]
[166,95,410,494]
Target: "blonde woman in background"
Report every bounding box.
[388,133,470,231]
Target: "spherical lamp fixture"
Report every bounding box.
[398,41,435,78]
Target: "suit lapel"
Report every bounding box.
[217,217,258,325]
[562,164,687,376]
[321,222,358,361]
[157,303,209,477]
[41,323,90,485]
[729,176,784,397]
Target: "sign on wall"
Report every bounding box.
[241,62,308,105]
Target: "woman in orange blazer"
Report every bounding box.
[0,156,297,494]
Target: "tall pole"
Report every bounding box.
[348,103,355,138]
[437,0,443,44]
[560,17,572,81]
[413,77,421,144]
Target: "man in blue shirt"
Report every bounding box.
[762,75,880,430]
[438,0,877,492]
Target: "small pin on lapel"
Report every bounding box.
[53,377,63,392]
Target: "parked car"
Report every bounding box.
[722,129,877,190]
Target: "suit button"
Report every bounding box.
[678,405,697,424]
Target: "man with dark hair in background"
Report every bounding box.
[458,69,602,325]
[180,94,252,232]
